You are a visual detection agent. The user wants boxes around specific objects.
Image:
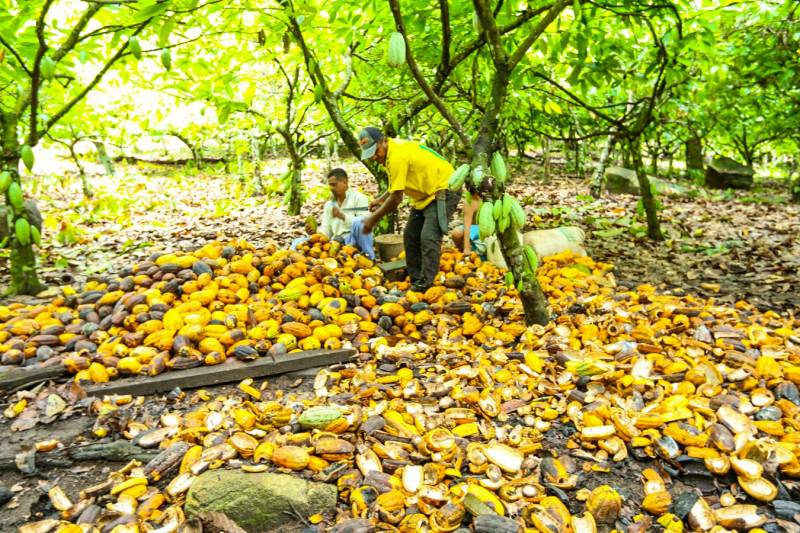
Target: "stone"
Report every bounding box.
[605,166,690,196]
[0,483,12,506]
[605,166,641,195]
[705,156,754,189]
[184,470,337,532]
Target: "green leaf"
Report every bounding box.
[159,16,175,47]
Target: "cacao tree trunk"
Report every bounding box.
[542,137,551,183]
[589,134,616,198]
[628,136,663,241]
[1,112,45,296]
[91,141,115,176]
[69,141,94,199]
[473,67,549,326]
[250,136,264,195]
[685,135,703,175]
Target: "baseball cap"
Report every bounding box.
[358,127,384,160]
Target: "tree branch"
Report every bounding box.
[509,0,571,70]
[29,0,56,146]
[40,21,151,139]
[388,0,470,148]
[0,36,32,77]
[438,0,451,72]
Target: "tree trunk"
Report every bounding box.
[473,66,549,325]
[287,162,303,216]
[250,136,264,195]
[91,141,115,176]
[589,134,616,198]
[628,136,663,241]
[685,135,703,174]
[542,137,551,183]
[69,141,93,199]
[1,113,45,296]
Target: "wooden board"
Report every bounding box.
[84,348,356,397]
[0,365,67,395]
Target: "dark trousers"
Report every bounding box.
[403,190,460,288]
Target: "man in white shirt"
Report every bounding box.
[319,168,370,243]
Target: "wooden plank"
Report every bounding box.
[0,365,67,395]
[83,348,356,397]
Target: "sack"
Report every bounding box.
[484,226,586,270]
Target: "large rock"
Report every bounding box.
[604,166,689,196]
[705,156,754,189]
[184,470,337,532]
[605,166,640,195]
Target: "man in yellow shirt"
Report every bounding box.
[359,127,460,292]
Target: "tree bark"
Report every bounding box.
[250,136,264,195]
[66,140,94,198]
[628,136,663,240]
[685,135,703,173]
[1,112,45,295]
[91,140,115,176]
[590,134,616,198]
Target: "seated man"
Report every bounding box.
[320,168,375,258]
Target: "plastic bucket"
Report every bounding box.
[375,233,404,262]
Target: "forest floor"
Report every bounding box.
[0,154,798,530]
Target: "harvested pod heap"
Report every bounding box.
[3,236,799,532]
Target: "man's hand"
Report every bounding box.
[361,215,375,234]
[332,205,345,220]
[369,198,382,212]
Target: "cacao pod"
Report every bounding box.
[387,32,405,67]
[448,164,470,191]
[491,152,507,182]
[129,36,141,59]
[21,145,34,171]
[7,181,23,210]
[0,171,11,193]
[14,218,30,246]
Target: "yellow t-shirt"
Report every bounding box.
[386,138,454,210]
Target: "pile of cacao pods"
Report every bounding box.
[7,235,800,533]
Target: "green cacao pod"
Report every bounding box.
[497,212,510,233]
[298,406,343,429]
[509,197,525,229]
[40,56,56,80]
[448,164,470,191]
[30,225,41,246]
[471,166,484,188]
[15,218,30,246]
[523,245,539,273]
[0,171,11,193]
[0,237,8,249]
[387,32,405,67]
[8,182,23,210]
[129,36,141,59]
[502,194,513,219]
[21,145,34,171]
[492,198,503,221]
[505,272,514,288]
[491,152,507,182]
[161,49,171,70]
[477,202,495,239]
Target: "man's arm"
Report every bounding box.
[370,191,389,211]
[362,191,403,234]
[319,201,334,238]
[462,194,481,253]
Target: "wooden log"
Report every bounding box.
[0,365,67,395]
[0,441,158,471]
[84,348,356,397]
